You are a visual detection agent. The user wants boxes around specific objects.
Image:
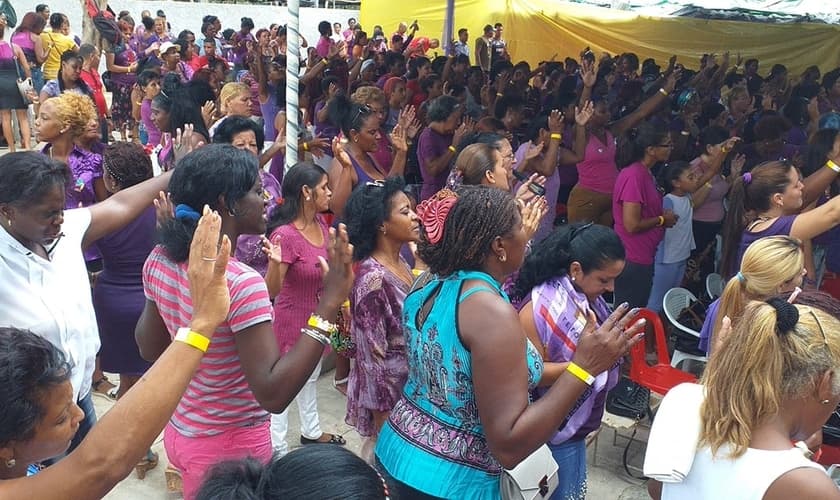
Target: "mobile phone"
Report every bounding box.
[512,170,546,196]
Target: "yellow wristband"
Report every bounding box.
[567,362,595,386]
[550,133,562,141]
[411,268,424,277]
[826,159,840,173]
[448,145,457,153]
[704,182,712,189]
[303,142,309,152]
[496,92,503,97]
[174,327,211,353]
[659,88,669,97]
[658,216,665,227]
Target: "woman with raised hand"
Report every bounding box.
[136,146,354,499]
[0,204,232,498]
[514,222,626,499]
[264,163,347,455]
[375,185,644,498]
[652,296,840,500]
[344,177,420,463]
[150,74,209,171]
[0,150,174,457]
[328,94,408,218]
[719,155,840,278]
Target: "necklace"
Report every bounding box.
[374,254,413,287]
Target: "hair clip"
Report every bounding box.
[742,172,752,184]
[736,271,746,283]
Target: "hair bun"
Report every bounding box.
[766,297,799,335]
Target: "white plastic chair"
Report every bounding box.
[662,288,708,371]
[706,273,724,300]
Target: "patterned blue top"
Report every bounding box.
[375,270,543,499]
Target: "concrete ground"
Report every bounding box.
[96,369,652,500]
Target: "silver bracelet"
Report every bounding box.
[301,327,330,346]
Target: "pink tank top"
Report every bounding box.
[576,131,618,194]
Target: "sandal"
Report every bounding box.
[165,465,183,493]
[135,450,159,480]
[300,433,347,446]
[92,377,117,401]
[333,376,348,396]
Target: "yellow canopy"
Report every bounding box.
[360,0,840,75]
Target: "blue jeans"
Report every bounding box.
[43,392,97,465]
[549,439,586,500]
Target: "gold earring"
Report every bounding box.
[498,253,507,263]
[822,399,830,405]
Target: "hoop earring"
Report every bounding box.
[498,252,507,263]
[5,459,15,468]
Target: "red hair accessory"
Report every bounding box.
[416,189,458,244]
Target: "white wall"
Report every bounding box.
[16,0,359,49]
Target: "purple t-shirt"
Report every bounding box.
[316,36,333,59]
[698,298,721,354]
[612,161,664,265]
[417,127,453,201]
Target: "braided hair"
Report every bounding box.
[418,185,519,277]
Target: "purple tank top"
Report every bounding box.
[260,83,280,141]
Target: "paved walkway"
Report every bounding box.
[96,369,651,499]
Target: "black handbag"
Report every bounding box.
[606,377,651,420]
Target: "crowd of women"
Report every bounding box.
[4,3,840,500]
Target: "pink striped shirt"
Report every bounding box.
[143,245,273,438]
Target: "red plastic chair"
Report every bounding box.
[629,308,696,395]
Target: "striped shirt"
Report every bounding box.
[143,245,273,438]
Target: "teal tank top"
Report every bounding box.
[375,270,543,499]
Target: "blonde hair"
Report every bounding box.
[351,86,386,107]
[47,93,97,138]
[712,236,804,346]
[219,82,250,115]
[700,300,840,458]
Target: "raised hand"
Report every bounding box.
[308,136,331,159]
[574,100,595,127]
[390,123,408,153]
[572,304,644,375]
[153,191,174,229]
[319,224,355,306]
[188,206,231,335]
[580,60,596,88]
[548,109,564,133]
[398,105,416,130]
[173,124,204,164]
[520,196,548,241]
[332,136,352,168]
[261,235,283,265]
[201,100,217,128]
[524,140,544,160]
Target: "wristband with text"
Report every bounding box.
[175,327,211,353]
[567,362,595,386]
